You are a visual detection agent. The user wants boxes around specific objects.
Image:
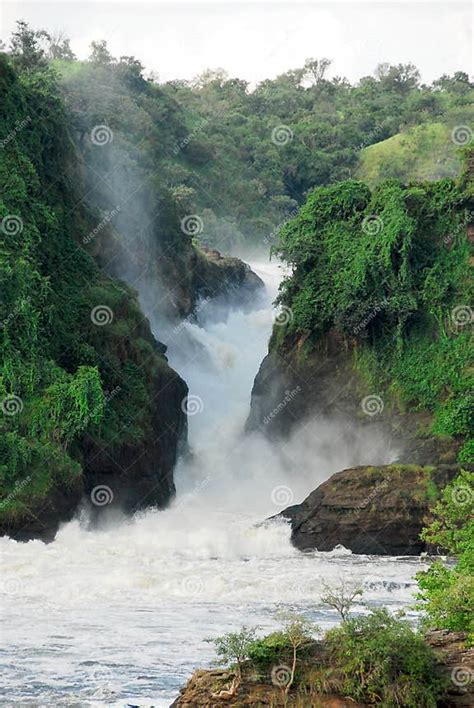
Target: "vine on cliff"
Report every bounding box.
[273,170,473,453]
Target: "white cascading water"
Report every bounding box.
[0,261,426,707]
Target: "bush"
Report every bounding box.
[417,470,474,640]
[206,626,256,679]
[325,609,445,707]
[247,631,293,666]
[273,174,473,448]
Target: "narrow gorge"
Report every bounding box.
[0,14,473,708]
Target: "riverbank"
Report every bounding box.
[172,628,474,707]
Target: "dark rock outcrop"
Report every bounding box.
[247,330,461,466]
[166,245,265,319]
[0,475,85,543]
[171,663,365,707]
[1,310,188,542]
[276,463,461,555]
[82,351,188,516]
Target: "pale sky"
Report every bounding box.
[1,1,472,85]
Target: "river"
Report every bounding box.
[0,261,426,707]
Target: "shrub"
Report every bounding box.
[325,609,445,707]
[417,470,474,640]
[247,631,293,666]
[206,626,256,679]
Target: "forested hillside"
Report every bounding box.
[269,163,473,461]
[58,42,473,248]
[1,22,472,535]
[6,22,474,251]
[0,50,188,536]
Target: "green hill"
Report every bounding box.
[356,114,473,186]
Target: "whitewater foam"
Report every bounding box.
[0,261,425,707]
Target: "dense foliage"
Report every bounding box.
[3,22,473,250]
[324,609,445,707]
[273,172,473,457]
[1,21,472,522]
[210,611,445,707]
[0,54,177,524]
[417,470,474,640]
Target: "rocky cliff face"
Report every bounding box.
[276,463,461,555]
[247,329,460,466]
[160,244,264,319]
[1,290,188,542]
[248,328,464,555]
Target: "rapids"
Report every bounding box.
[0,262,426,707]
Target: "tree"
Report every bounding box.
[321,579,364,621]
[48,31,75,61]
[302,57,332,85]
[276,613,317,698]
[9,20,50,70]
[375,62,420,95]
[417,470,474,638]
[89,39,115,65]
[191,68,229,90]
[325,609,444,706]
[207,626,256,682]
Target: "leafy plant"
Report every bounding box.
[206,626,256,680]
[417,470,474,640]
[321,579,364,621]
[273,172,473,450]
[325,609,445,707]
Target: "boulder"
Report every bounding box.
[276,464,462,555]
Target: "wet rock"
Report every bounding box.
[276,463,462,555]
[246,330,461,465]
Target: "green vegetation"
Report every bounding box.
[209,609,444,707]
[1,21,472,523]
[273,171,473,457]
[206,626,256,681]
[3,22,474,251]
[0,51,181,524]
[357,122,467,187]
[417,470,474,641]
[324,609,444,707]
